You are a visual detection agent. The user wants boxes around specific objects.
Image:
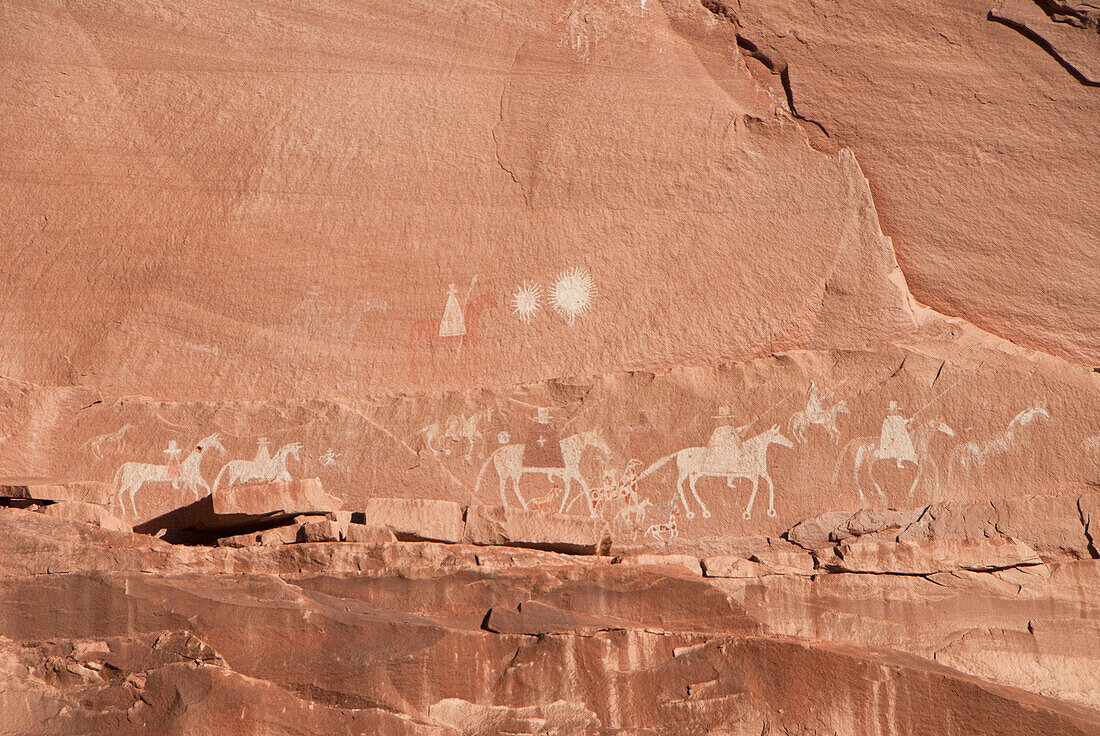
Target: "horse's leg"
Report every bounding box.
[908,461,926,499]
[574,470,596,518]
[558,472,571,513]
[849,446,864,502]
[927,458,940,504]
[676,467,695,519]
[687,473,711,519]
[513,473,528,509]
[765,474,777,518]
[129,483,140,517]
[497,464,510,508]
[869,461,887,503]
[743,476,758,520]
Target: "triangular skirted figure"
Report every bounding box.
[523,407,565,469]
[438,283,466,338]
[806,381,824,415]
[704,407,747,471]
[164,440,182,484]
[254,437,272,469]
[874,401,918,467]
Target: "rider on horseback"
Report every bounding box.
[704,407,748,469]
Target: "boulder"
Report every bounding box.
[828,508,926,543]
[39,502,130,534]
[210,478,340,517]
[748,539,817,574]
[463,506,611,555]
[258,523,305,547]
[897,495,1096,560]
[356,498,465,543]
[216,532,261,548]
[297,519,341,543]
[0,479,114,506]
[344,524,396,544]
[786,511,853,550]
[133,479,340,537]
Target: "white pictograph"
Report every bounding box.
[643,509,680,543]
[637,425,794,520]
[474,429,612,517]
[953,407,1050,470]
[615,497,656,539]
[833,404,955,503]
[213,440,303,492]
[550,267,596,325]
[511,282,543,324]
[85,423,134,460]
[317,448,350,481]
[439,283,467,338]
[113,433,226,516]
[787,382,850,444]
[588,458,642,515]
[418,409,493,464]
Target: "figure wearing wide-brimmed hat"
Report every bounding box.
[523,407,565,469]
[253,437,272,469]
[874,401,918,467]
[163,440,183,486]
[806,381,824,416]
[704,407,748,470]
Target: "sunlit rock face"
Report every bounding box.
[0,1,1097,734]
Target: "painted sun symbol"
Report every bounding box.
[550,267,596,325]
[511,281,543,324]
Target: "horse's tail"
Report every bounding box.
[212,463,230,493]
[636,452,677,482]
[830,440,858,489]
[113,463,128,489]
[473,447,502,498]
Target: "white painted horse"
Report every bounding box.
[213,442,303,492]
[418,408,492,463]
[953,407,1048,470]
[788,400,849,444]
[638,425,794,520]
[474,429,611,517]
[114,433,226,516]
[643,509,680,543]
[833,419,955,503]
[615,497,656,539]
[86,423,135,460]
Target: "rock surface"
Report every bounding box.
[0,0,1097,732]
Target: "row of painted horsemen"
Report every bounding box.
[475,388,930,522]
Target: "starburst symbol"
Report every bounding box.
[550,267,596,325]
[511,281,543,324]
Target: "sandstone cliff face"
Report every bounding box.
[0,0,1097,733]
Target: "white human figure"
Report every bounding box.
[637,425,794,520]
[704,407,747,471]
[213,442,302,492]
[806,382,824,415]
[874,401,918,467]
[164,440,183,488]
[253,437,272,469]
[438,283,466,337]
[114,433,226,516]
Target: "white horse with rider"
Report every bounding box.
[113,433,226,516]
[213,441,303,492]
[637,424,794,520]
[474,428,611,517]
